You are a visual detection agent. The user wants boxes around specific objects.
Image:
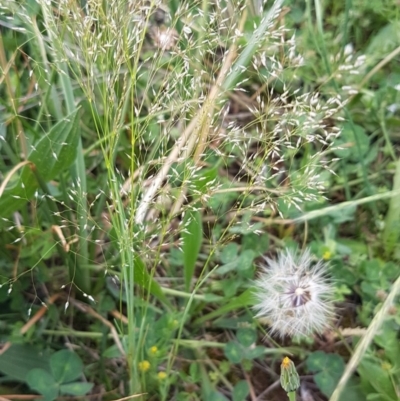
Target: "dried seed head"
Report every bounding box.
[253,248,335,338]
[150,26,178,50]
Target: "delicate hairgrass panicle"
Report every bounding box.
[253,248,335,338]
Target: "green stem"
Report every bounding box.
[287,391,296,401]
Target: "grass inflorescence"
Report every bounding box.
[0,0,399,400]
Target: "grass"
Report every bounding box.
[0,0,399,400]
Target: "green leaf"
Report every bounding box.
[182,209,203,291]
[103,344,123,359]
[30,110,80,180]
[245,346,267,360]
[60,382,93,396]
[366,21,400,59]
[373,321,400,366]
[133,254,171,307]
[337,378,366,401]
[194,288,254,325]
[233,380,250,401]
[192,166,218,194]
[50,350,83,383]
[0,344,51,382]
[26,368,59,401]
[237,250,255,271]
[333,123,369,162]
[220,243,238,264]
[238,249,255,278]
[242,233,269,254]
[236,328,256,347]
[358,356,397,400]
[383,159,400,257]
[306,351,345,397]
[215,260,238,275]
[224,342,243,364]
[0,109,80,218]
[207,391,230,401]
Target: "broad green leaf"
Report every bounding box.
[242,233,269,254]
[366,21,400,59]
[236,328,256,347]
[306,351,345,397]
[220,243,238,264]
[0,344,51,382]
[0,109,79,218]
[50,350,83,383]
[106,256,170,306]
[60,382,93,396]
[103,344,123,359]
[337,378,368,401]
[333,123,369,162]
[182,209,203,291]
[194,288,254,325]
[202,293,224,302]
[207,391,230,401]
[245,346,268,360]
[358,357,397,400]
[189,362,201,382]
[374,321,400,366]
[233,380,250,401]
[224,342,243,364]
[26,368,58,401]
[215,260,238,275]
[192,166,218,194]
[133,254,171,307]
[237,249,255,277]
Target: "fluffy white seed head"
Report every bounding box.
[253,248,335,338]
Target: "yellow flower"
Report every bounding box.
[149,346,158,355]
[157,371,167,380]
[322,250,332,260]
[138,360,150,372]
[282,357,291,369]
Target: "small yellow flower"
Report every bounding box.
[157,371,167,380]
[381,361,392,371]
[282,357,291,368]
[322,250,332,260]
[149,346,158,355]
[138,360,150,372]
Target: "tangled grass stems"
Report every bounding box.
[135,0,284,224]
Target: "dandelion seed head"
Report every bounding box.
[253,248,335,338]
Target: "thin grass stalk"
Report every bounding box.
[295,189,400,223]
[329,274,400,401]
[40,1,91,293]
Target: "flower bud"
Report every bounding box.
[280,357,300,393]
